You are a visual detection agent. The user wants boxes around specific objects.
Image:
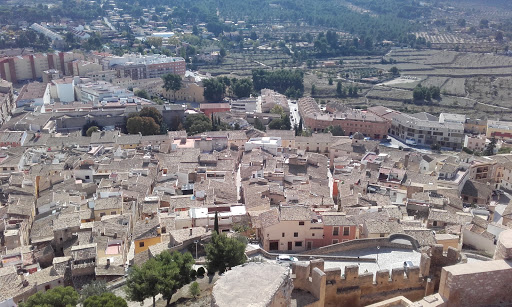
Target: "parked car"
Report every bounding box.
[276,255,298,264]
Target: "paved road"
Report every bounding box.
[288,100,301,130]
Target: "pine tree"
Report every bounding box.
[214,211,219,234]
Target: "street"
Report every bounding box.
[288,100,301,130]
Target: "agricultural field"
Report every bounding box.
[441,78,466,96]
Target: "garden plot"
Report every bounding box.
[466,76,512,108]
[420,50,459,65]
[441,78,466,96]
[450,53,512,68]
[420,76,449,88]
[379,76,423,89]
[366,87,412,101]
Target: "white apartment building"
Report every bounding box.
[231,97,257,113]
[390,112,465,150]
[244,137,282,155]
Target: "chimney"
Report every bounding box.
[189,228,193,236]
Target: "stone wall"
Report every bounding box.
[419,245,460,293]
[438,259,512,306]
[300,237,415,255]
[293,260,428,307]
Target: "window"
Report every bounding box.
[379,233,385,238]
[282,232,285,237]
[85,175,90,179]
[299,221,304,226]
[139,242,145,247]
[294,232,298,237]
[111,211,116,215]
[332,239,338,244]
[332,227,339,236]
[100,213,106,217]
[45,285,51,291]
[343,227,350,236]
[162,227,166,234]
[295,241,303,247]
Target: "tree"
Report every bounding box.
[485,137,497,156]
[205,233,246,273]
[125,258,161,307]
[134,89,149,99]
[270,105,285,116]
[127,116,160,135]
[231,78,253,98]
[203,78,226,101]
[214,211,219,234]
[336,81,343,98]
[328,77,333,85]
[413,86,425,101]
[219,47,226,58]
[21,286,79,307]
[190,282,200,299]
[254,117,266,131]
[311,84,316,96]
[145,37,163,48]
[184,114,213,135]
[389,66,400,76]
[156,251,194,305]
[80,280,108,303]
[82,120,102,136]
[86,126,99,137]
[326,125,344,136]
[83,293,127,307]
[162,73,182,102]
[496,31,504,42]
[139,107,163,126]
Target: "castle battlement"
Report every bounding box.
[293,260,428,307]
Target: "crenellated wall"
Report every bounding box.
[419,244,460,293]
[293,260,429,307]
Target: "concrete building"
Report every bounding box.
[0,51,84,83]
[102,53,186,79]
[48,77,75,103]
[463,134,487,152]
[161,78,205,103]
[0,80,15,125]
[71,60,103,77]
[464,118,487,135]
[487,119,512,140]
[260,89,289,113]
[231,97,257,113]
[390,112,464,150]
[75,81,134,104]
[260,206,324,252]
[212,263,293,307]
[29,23,63,41]
[200,103,230,117]
[244,137,282,155]
[299,97,390,139]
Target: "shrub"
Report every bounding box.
[197,267,206,276]
[189,282,200,299]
